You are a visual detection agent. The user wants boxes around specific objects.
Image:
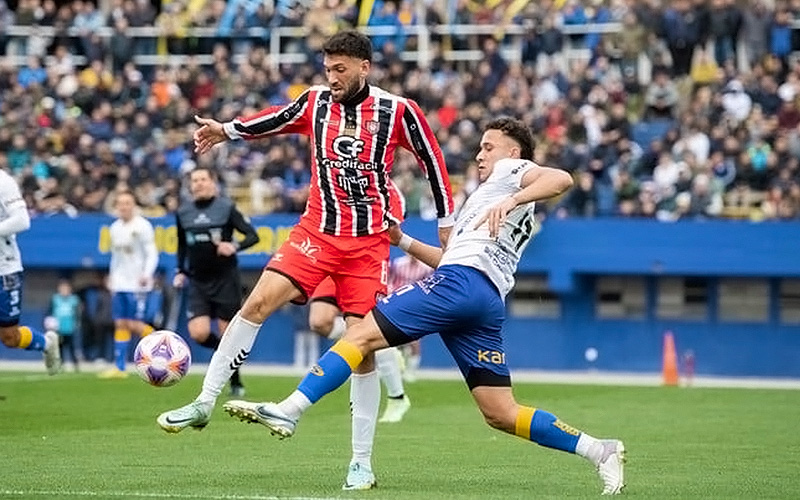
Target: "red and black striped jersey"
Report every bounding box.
[223,84,454,237]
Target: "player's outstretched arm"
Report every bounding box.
[388,225,442,269]
[476,165,574,238]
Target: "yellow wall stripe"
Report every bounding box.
[515,406,536,439]
[331,340,364,370]
[114,329,132,342]
[17,326,33,349]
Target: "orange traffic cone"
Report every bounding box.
[662,331,679,386]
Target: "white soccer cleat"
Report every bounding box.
[43,331,61,375]
[378,395,411,423]
[223,400,296,439]
[342,463,377,491]
[157,401,211,433]
[597,439,626,495]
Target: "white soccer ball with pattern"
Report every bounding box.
[134,330,191,387]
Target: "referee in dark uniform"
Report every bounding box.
[174,166,259,397]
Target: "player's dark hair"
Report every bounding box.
[189,166,218,181]
[484,117,535,161]
[323,30,373,62]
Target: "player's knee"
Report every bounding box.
[188,329,208,343]
[308,316,332,337]
[240,295,274,323]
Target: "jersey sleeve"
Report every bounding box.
[223,88,314,140]
[506,159,537,189]
[397,99,455,225]
[0,176,30,237]
[228,207,260,251]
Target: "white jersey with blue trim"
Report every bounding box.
[0,170,29,276]
[438,158,538,298]
[108,215,158,293]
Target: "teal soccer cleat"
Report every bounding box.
[157,401,211,433]
[342,463,377,491]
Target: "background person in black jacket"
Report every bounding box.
[174,167,259,397]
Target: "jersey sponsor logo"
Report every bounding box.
[477,349,506,364]
[332,136,365,158]
[289,237,321,263]
[336,172,376,206]
[194,213,211,224]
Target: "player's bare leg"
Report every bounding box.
[471,386,626,495]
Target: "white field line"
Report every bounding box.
[0,490,350,500]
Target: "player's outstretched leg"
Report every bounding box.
[224,338,365,436]
[375,347,410,423]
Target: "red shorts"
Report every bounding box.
[267,224,390,317]
[310,277,338,305]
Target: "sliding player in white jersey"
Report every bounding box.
[0,170,60,373]
[99,191,159,378]
[224,117,626,495]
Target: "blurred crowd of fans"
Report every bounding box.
[1,0,800,221]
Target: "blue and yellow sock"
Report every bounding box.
[297,340,363,403]
[515,406,581,453]
[114,328,131,371]
[17,326,47,352]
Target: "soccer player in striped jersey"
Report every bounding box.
[99,191,159,378]
[0,169,60,374]
[158,30,455,490]
[224,118,626,495]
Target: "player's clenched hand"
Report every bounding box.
[387,224,403,246]
[193,115,227,154]
[216,242,237,256]
[474,196,518,238]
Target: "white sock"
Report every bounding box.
[328,316,346,340]
[196,313,261,406]
[375,347,404,398]
[575,433,603,465]
[278,390,312,421]
[350,370,380,468]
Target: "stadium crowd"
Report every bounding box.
[0,0,799,221]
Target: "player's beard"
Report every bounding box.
[332,77,361,103]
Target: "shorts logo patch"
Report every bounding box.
[289,237,321,263]
[310,364,325,376]
[477,350,506,364]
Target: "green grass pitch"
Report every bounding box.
[1,372,799,499]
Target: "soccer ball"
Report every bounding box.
[133,330,191,387]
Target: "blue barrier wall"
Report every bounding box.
[4,215,800,377]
